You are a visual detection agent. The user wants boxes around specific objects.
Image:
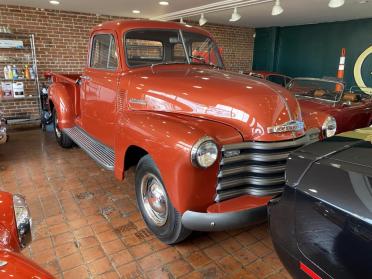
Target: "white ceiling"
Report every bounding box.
[1,0,371,27]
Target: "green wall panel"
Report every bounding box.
[252,27,278,71]
[253,18,372,89]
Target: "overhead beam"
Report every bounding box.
[150,0,274,21]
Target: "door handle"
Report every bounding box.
[80,75,91,81]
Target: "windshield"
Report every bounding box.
[287,78,345,102]
[182,31,223,68]
[125,29,223,68]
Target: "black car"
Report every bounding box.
[268,127,372,279]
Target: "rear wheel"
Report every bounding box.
[53,108,73,148]
[135,155,191,244]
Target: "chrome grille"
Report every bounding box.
[215,136,309,202]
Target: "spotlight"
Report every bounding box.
[328,0,345,8]
[49,0,60,4]
[271,0,283,16]
[229,7,241,22]
[159,1,169,5]
[132,10,141,14]
[199,13,207,26]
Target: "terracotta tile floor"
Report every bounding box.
[0,129,292,279]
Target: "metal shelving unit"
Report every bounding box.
[0,32,41,125]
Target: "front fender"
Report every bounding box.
[302,109,329,140]
[115,111,242,213]
[48,82,75,129]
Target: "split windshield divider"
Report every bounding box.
[179,30,190,64]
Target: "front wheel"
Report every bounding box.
[53,108,73,148]
[135,155,191,244]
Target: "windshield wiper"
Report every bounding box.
[189,56,223,69]
[208,63,223,70]
[150,61,186,69]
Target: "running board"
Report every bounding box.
[63,127,115,171]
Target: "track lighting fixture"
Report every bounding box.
[271,0,283,16]
[328,0,345,8]
[199,13,207,26]
[229,7,241,22]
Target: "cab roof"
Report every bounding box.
[91,19,211,37]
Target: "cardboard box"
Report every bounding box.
[1,82,13,98]
[13,82,24,98]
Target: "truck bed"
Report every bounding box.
[45,72,81,84]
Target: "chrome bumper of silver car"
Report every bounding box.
[0,125,7,144]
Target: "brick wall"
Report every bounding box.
[202,23,255,72]
[0,5,254,74]
[0,5,254,122]
[0,96,39,120]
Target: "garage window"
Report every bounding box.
[90,34,118,69]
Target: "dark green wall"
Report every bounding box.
[253,18,372,88]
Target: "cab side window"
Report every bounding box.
[90,34,118,69]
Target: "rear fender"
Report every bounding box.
[48,82,75,129]
[114,111,242,213]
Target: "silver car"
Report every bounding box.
[0,111,8,144]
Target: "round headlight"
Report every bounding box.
[13,194,32,249]
[191,137,218,168]
[322,116,337,138]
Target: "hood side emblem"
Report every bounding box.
[129,98,147,106]
[267,121,304,134]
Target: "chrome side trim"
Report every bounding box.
[222,135,308,151]
[221,152,290,165]
[215,187,283,202]
[63,126,115,170]
[217,176,285,190]
[218,164,286,177]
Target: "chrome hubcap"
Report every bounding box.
[54,113,61,138]
[140,173,168,226]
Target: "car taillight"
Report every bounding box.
[300,262,322,279]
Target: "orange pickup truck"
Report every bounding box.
[47,20,332,244]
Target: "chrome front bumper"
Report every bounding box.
[181,205,267,231]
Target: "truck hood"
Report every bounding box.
[126,65,305,141]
